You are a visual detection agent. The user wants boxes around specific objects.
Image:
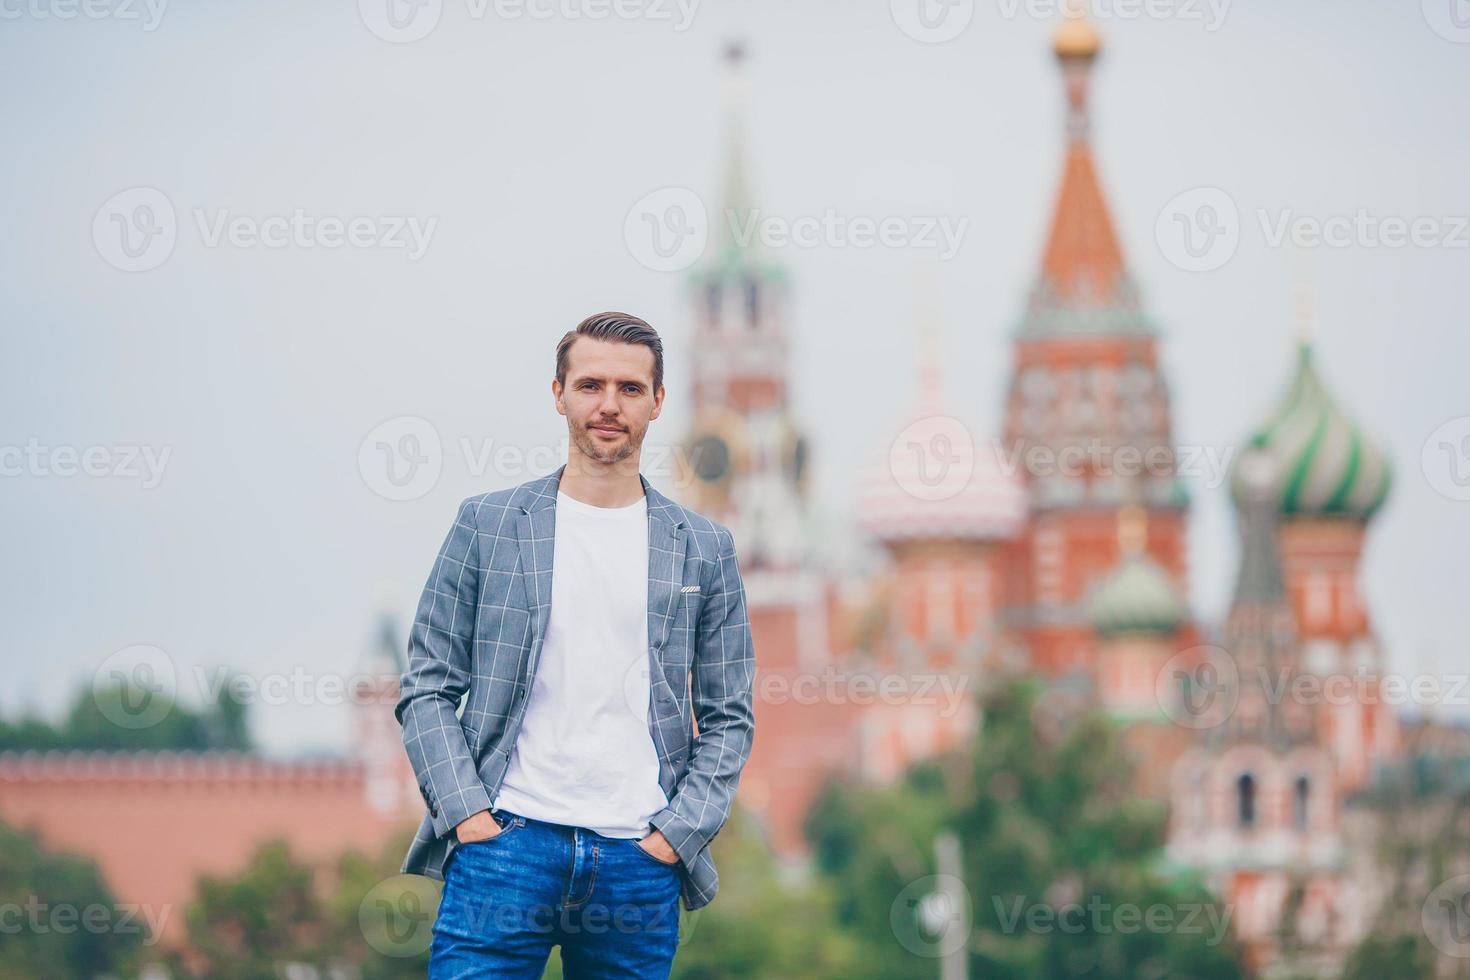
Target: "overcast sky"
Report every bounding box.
[3,0,1466,753]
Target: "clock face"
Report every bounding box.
[690,433,732,483]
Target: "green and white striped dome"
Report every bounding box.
[1229,343,1391,521]
[1088,552,1188,637]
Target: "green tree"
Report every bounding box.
[0,675,253,752]
[1341,754,1470,980]
[171,839,333,979]
[807,678,1245,979]
[668,805,863,979]
[0,817,144,979]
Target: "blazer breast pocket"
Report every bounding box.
[675,587,705,629]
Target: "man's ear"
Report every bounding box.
[649,385,665,421]
[552,378,566,417]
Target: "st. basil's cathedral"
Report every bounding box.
[675,12,1401,973]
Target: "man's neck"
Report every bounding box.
[557,455,645,509]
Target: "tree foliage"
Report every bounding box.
[806,677,1246,979]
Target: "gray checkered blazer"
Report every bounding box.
[396,463,756,911]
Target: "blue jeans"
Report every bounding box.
[429,808,683,979]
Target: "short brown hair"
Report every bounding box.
[555,312,664,394]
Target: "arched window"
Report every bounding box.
[1293,775,1310,831]
[744,277,761,327]
[1237,773,1256,828]
[705,282,721,322]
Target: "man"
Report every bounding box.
[396,312,756,978]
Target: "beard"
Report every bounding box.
[571,418,640,466]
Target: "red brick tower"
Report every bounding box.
[1001,8,1190,679]
[675,44,839,864]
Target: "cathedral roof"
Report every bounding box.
[1088,553,1187,637]
[1229,343,1392,521]
[857,435,1028,546]
[1019,6,1146,337]
[1039,126,1126,308]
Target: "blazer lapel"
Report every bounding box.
[514,466,563,677]
[643,474,688,667]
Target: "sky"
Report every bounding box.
[2,0,1467,753]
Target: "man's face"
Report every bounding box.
[554,337,663,467]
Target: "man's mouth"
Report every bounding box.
[592,424,624,434]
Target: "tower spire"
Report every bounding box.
[1290,247,1318,348]
[1054,0,1101,140]
[1038,4,1124,308]
[715,39,752,258]
[913,259,944,418]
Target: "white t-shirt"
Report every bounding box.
[492,488,668,838]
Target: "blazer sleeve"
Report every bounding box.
[396,497,493,838]
[648,526,756,867]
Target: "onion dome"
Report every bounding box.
[857,290,1026,547]
[1229,343,1391,521]
[857,427,1027,546]
[1087,507,1188,636]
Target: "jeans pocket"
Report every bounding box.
[459,811,524,846]
[630,836,680,868]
